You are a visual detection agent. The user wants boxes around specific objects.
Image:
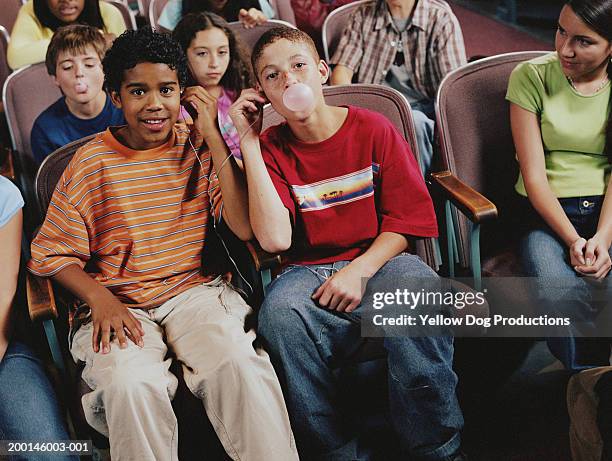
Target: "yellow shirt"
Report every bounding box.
[7,0,126,70]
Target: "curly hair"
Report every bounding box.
[102,27,188,94]
[173,12,253,94]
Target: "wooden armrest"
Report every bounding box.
[245,240,282,271]
[431,171,498,223]
[0,147,15,180]
[26,272,58,322]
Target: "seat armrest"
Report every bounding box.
[431,171,498,223]
[245,240,282,271]
[26,272,58,322]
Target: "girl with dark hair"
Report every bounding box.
[506,0,611,371]
[7,0,126,69]
[174,12,254,164]
[158,0,272,31]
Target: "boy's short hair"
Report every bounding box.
[102,28,188,94]
[45,24,108,76]
[251,27,319,80]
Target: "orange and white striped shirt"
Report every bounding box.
[28,124,222,309]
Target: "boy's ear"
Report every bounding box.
[318,60,330,84]
[51,74,61,88]
[109,90,122,109]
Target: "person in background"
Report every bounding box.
[173,12,254,166]
[31,24,125,164]
[506,0,611,458]
[7,0,126,70]
[0,176,76,461]
[330,0,466,174]
[158,0,272,31]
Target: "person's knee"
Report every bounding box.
[386,336,455,385]
[258,295,309,350]
[521,229,568,277]
[387,254,438,277]
[102,366,173,404]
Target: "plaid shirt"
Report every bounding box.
[331,0,466,100]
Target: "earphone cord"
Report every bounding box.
[182,112,262,296]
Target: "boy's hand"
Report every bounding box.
[312,264,368,313]
[574,235,612,280]
[238,8,267,28]
[90,295,145,354]
[229,89,266,144]
[181,86,218,139]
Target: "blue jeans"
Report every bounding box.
[411,104,435,177]
[0,341,76,461]
[258,254,463,461]
[521,196,612,372]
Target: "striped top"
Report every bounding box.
[28,124,222,310]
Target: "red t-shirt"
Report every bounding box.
[260,106,438,265]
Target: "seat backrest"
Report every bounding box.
[3,63,61,161]
[106,0,137,30]
[36,135,96,214]
[267,0,296,24]
[0,0,22,34]
[227,19,295,52]
[148,0,168,29]
[262,83,437,268]
[435,51,548,266]
[0,26,10,90]
[321,0,368,62]
[138,0,151,19]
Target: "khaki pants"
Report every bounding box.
[70,279,298,461]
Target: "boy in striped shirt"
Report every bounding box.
[28,28,297,461]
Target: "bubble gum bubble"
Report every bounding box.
[282,83,314,112]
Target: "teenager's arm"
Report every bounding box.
[510,104,583,253]
[27,170,143,352]
[329,6,364,85]
[6,7,50,69]
[312,232,408,312]
[229,89,293,253]
[330,65,354,85]
[578,175,612,279]
[182,87,253,241]
[51,265,144,353]
[0,210,22,362]
[430,13,467,89]
[238,8,268,28]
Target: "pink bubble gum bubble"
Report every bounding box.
[282,83,314,112]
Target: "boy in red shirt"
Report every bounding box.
[231,27,465,461]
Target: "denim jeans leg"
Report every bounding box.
[521,224,610,371]
[361,255,463,461]
[258,263,365,461]
[0,341,77,461]
[411,109,435,176]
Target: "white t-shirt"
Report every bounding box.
[0,176,24,228]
